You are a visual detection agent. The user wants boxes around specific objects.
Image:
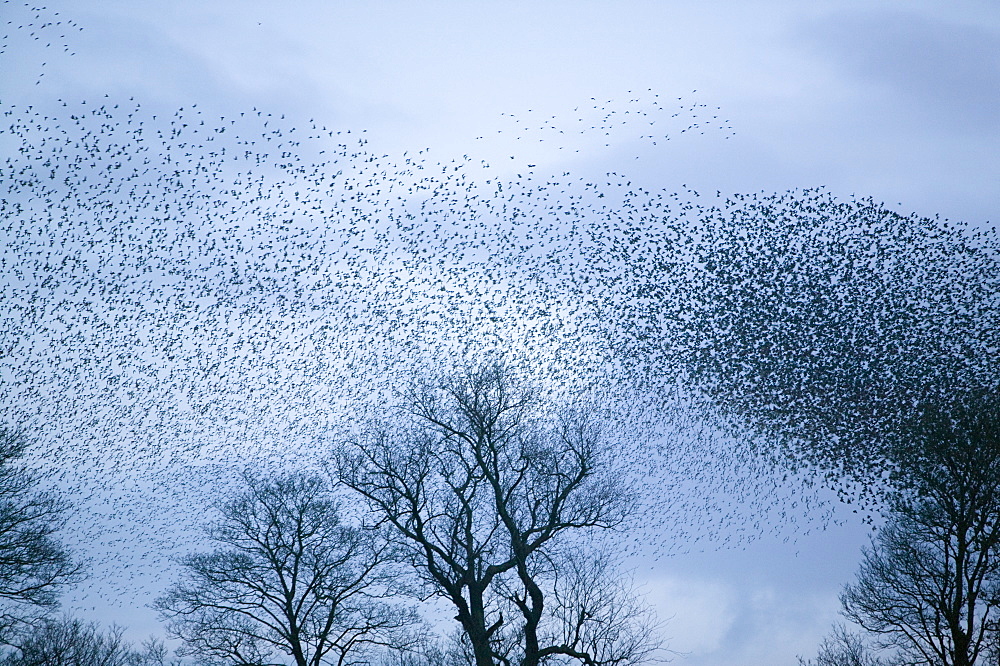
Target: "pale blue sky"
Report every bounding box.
[3,1,997,663]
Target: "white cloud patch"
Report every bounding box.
[641,574,737,656]
[639,570,844,665]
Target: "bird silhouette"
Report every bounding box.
[1,3,998,637]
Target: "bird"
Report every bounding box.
[2,4,998,646]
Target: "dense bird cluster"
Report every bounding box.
[2,3,997,622]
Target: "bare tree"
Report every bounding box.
[380,629,473,666]
[840,392,1000,666]
[0,615,130,666]
[131,637,191,666]
[0,429,83,641]
[540,548,662,666]
[797,624,900,666]
[337,363,659,666]
[0,615,186,666]
[156,473,419,666]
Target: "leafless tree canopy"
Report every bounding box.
[0,429,83,641]
[841,393,1000,666]
[0,615,131,666]
[539,548,663,666]
[337,363,661,666]
[0,615,183,666]
[797,624,901,666]
[156,473,419,666]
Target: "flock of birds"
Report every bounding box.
[2,0,999,624]
[483,91,734,162]
[1,1,81,86]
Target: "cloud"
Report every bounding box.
[795,9,1000,130]
[641,564,846,665]
[642,574,737,656]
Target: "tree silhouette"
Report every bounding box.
[0,615,183,666]
[156,473,418,666]
[338,363,660,666]
[841,392,1000,666]
[0,429,82,641]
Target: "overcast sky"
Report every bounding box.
[3,1,998,663]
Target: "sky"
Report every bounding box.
[3,1,999,664]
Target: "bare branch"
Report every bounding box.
[335,362,657,666]
[156,472,420,666]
